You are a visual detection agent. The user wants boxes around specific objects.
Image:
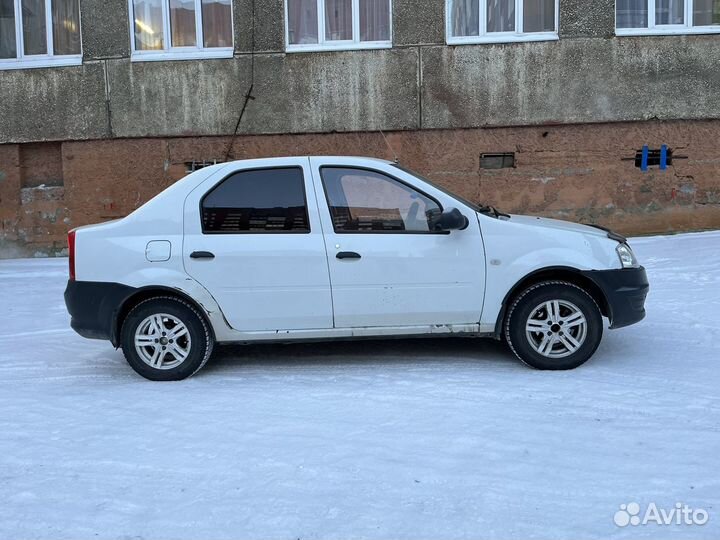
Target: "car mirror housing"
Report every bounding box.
[432,208,469,232]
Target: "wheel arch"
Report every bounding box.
[494,266,611,337]
[112,286,216,347]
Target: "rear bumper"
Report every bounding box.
[580,267,649,329]
[64,280,136,343]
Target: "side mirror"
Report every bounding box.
[431,208,469,232]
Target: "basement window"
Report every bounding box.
[0,0,82,71]
[481,152,516,169]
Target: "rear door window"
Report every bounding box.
[201,167,310,233]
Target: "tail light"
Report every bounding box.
[68,229,76,281]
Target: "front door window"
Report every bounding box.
[321,167,442,233]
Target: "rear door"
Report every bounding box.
[183,158,333,332]
[310,158,486,328]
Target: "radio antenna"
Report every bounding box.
[379,129,399,164]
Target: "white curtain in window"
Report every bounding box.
[523,0,554,32]
[288,0,318,44]
[487,0,514,32]
[616,0,648,28]
[0,0,16,58]
[169,0,196,46]
[52,0,81,54]
[22,0,47,54]
[133,0,164,50]
[359,0,390,41]
[201,0,232,47]
[694,0,720,24]
[325,0,352,40]
[452,0,479,36]
[657,0,684,23]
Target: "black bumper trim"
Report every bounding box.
[580,266,649,329]
[64,281,137,343]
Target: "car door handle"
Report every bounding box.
[190,251,215,259]
[336,251,361,260]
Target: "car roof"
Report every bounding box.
[187,156,391,177]
[222,156,394,166]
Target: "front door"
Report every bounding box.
[310,158,486,328]
[183,159,333,332]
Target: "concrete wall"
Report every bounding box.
[2,0,720,142]
[421,37,720,129]
[105,50,420,137]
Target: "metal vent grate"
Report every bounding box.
[480,153,515,169]
[185,160,223,173]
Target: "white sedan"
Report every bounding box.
[64,156,649,380]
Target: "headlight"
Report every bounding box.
[616,243,639,268]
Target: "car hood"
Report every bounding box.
[505,214,610,238]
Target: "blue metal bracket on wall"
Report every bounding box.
[627,145,683,171]
[640,144,669,172]
[660,145,668,170]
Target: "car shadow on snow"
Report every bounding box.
[200,336,519,376]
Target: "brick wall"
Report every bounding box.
[1,119,719,257]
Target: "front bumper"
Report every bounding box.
[580,266,649,329]
[64,280,136,343]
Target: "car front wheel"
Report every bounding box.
[120,296,214,381]
[504,281,603,370]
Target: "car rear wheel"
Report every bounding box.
[120,296,214,381]
[504,281,603,370]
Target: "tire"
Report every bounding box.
[120,296,214,381]
[504,281,603,370]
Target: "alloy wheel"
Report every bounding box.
[525,299,588,359]
[134,313,192,370]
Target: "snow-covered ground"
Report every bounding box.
[1,231,718,540]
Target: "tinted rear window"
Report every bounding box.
[202,167,310,233]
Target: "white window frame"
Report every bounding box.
[446,0,559,45]
[285,0,393,53]
[616,0,720,35]
[0,0,82,70]
[128,0,234,62]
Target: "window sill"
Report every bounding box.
[130,48,234,62]
[616,26,720,36]
[286,41,393,53]
[446,33,559,45]
[0,55,82,71]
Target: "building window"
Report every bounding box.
[617,0,720,34]
[285,0,392,52]
[130,0,233,61]
[0,0,81,70]
[447,0,558,44]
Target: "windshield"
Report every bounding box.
[392,164,483,213]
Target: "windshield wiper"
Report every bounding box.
[478,205,511,219]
